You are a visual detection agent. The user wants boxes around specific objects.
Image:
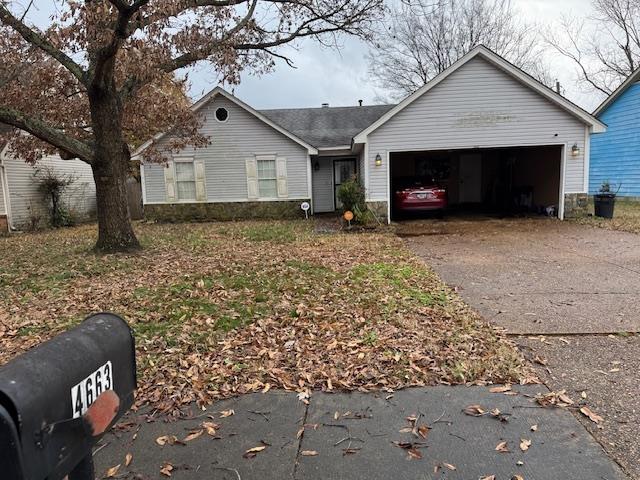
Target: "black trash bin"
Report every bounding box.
[594,193,616,219]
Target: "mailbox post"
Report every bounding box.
[0,313,137,480]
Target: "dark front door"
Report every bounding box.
[334,158,357,210]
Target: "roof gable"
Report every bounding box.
[594,67,640,117]
[133,87,318,158]
[353,45,606,143]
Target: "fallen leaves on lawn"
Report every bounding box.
[442,462,456,471]
[0,222,530,416]
[520,439,531,452]
[480,476,496,480]
[512,475,524,480]
[572,202,640,235]
[301,450,319,456]
[125,453,133,467]
[220,409,235,418]
[580,406,604,424]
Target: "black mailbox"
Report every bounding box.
[0,313,136,480]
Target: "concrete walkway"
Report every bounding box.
[403,217,640,477]
[94,386,625,479]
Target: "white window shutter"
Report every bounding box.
[164,162,176,202]
[194,159,206,201]
[246,157,258,200]
[276,156,288,198]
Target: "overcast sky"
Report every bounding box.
[190,0,603,111]
[25,0,603,112]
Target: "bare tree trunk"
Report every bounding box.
[89,87,140,252]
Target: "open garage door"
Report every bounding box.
[390,145,563,220]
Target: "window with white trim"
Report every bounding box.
[257,157,277,198]
[175,160,196,201]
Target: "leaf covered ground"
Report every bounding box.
[0,221,529,416]
[572,200,640,234]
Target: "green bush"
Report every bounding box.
[336,176,365,213]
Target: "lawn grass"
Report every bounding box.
[0,220,528,415]
[572,199,640,234]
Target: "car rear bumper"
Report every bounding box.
[394,199,447,211]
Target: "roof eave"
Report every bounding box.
[593,67,640,117]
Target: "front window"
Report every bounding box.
[257,158,277,198]
[175,161,196,200]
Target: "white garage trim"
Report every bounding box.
[559,144,567,221]
[583,126,591,193]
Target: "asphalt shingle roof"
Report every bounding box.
[259,104,396,148]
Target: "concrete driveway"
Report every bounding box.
[402,217,640,478]
[401,217,640,335]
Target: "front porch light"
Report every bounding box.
[571,143,580,156]
[375,154,382,166]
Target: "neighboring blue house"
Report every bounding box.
[590,68,640,197]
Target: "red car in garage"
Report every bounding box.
[394,181,448,214]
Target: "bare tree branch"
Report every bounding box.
[367,0,550,99]
[546,0,640,95]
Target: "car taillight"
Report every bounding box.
[432,189,446,197]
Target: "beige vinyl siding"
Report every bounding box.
[144,95,310,203]
[366,56,588,200]
[3,153,96,229]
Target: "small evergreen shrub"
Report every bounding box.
[336,176,365,213]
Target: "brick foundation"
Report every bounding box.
[563,193,589,218]
[145,200,310,222]
[366,201,389,223]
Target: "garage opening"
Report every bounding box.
[390,145,562,220]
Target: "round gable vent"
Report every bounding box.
[215,107,229,122]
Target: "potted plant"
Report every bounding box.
[593,180,617,219]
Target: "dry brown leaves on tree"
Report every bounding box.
[0,221,530,416]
